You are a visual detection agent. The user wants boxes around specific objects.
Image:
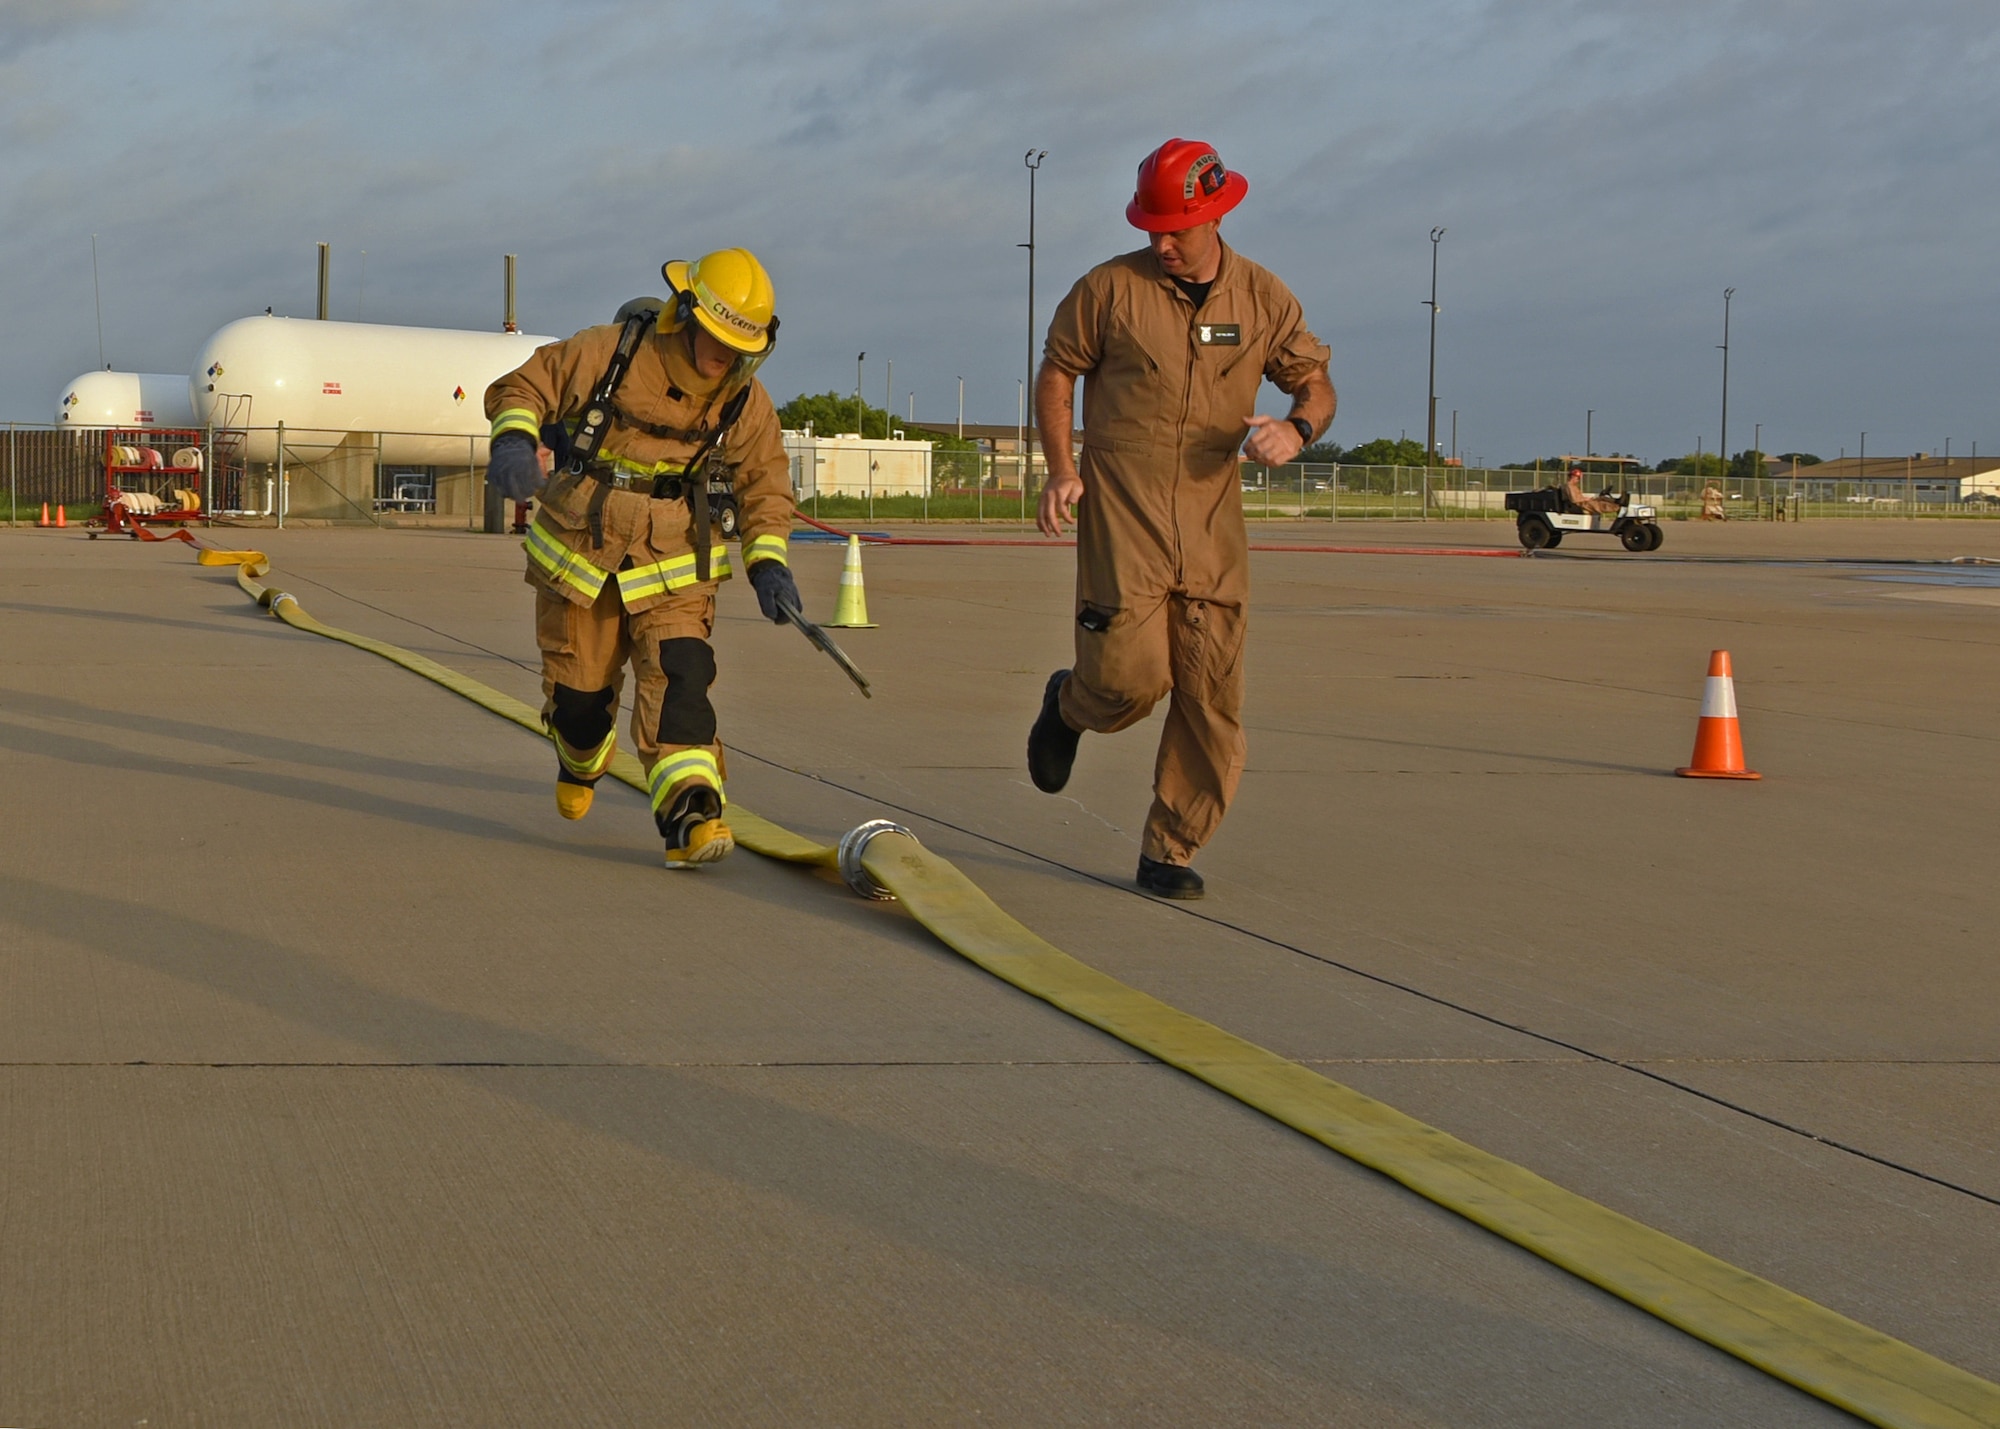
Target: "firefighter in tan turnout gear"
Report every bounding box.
[1028,139,1336,900]
[484,248,801,868]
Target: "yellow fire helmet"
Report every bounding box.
[662,248,777,362]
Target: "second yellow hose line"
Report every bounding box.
[200,547,1997,1429]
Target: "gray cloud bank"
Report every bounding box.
[2,0,1994,462]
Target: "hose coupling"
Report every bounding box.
[837,819,912,901]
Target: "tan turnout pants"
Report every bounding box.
[536,580,725,814]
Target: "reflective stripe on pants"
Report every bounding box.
[648,747,723,813]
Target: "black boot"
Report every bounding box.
[1027,669,1082,793]
[1137,854,1204,900]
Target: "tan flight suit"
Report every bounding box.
[1043,242,1330,863]
[485,323,793,825]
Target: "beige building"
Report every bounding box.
[783,431,933,498]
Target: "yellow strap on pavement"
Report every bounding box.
[202,545,1999,1429]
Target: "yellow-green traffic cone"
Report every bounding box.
[826,534,877,628]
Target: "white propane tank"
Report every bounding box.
[57,371,198,429]
[189,315,558,465]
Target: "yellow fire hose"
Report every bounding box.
[195,545,1998,1429]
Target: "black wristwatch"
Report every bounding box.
[1288,416,1314,445]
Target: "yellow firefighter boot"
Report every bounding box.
[662,785,733,868]
[555,779,595,821]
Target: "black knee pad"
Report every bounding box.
[549,683,617,747]
[657,637,718,746]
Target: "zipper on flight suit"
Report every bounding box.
[1170,283,1200,585]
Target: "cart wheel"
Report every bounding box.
[1544,527,1563,547]
[1620,525,1650,551]
[1645,523,1665,551]
[1517,517,1552,550]
[717,502,739,538]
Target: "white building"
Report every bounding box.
[783,431,932,499]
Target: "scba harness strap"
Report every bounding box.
[563,308,754,582]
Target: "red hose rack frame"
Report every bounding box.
[92,428,207,538]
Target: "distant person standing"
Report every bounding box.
[1026,138,1335,900]
[1700,482,1728,520]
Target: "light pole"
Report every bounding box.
[1423,227,1445,469]
[1021,148,1048,492]
[1586,409,1594,460]
[956,376,964,440]
[855,352,865,437]
[1016,379,1027,501]
[1718,286,1735,477]
[885,359,892,441]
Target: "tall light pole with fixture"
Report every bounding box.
[1423,227,1445,469]
[855,352,865,438]
[1586,409,1594,460]
[1021,149,1048,493]
[1718,287,1735,477]
[957,376,964,440]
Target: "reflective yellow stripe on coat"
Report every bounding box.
[744,533,788,567]
[523,518,610,602]
[615,546,733,604]
[490,407,543,442]
[648,748,724,812]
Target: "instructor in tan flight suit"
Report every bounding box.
[485,248,801,869]
[1028,138,1335,900]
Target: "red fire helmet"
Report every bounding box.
[1126,138,1249,232]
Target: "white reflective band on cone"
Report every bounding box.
[1700,675,1738,719]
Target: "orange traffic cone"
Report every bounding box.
[54,504,67,529]
[1676,650,1760,779]
[37,502,50,527]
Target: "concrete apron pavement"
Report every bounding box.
[2,523,1995,1425]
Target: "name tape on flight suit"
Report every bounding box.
[1195,323,1241,345]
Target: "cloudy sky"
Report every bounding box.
[2,0,1994,464]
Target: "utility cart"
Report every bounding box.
[1505,486,1663,551]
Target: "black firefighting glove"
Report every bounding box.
[747,558,801,624]
[486,431,545,502]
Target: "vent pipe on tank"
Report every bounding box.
[317,242,330,320]
[503,254,518,333]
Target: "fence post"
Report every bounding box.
[276,422,286,529]
[202,423,213,525]
[7,422,15,527]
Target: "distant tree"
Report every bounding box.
[1666,452,1727,479]
[1299,441,1343,464]
[1340,436,1430,467]
[1506,453,1637,478]
[1727,449,1769,481]
[778,391,976,450]
[1775,451,1822,467]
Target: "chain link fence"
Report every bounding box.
[10,421,1997,527]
